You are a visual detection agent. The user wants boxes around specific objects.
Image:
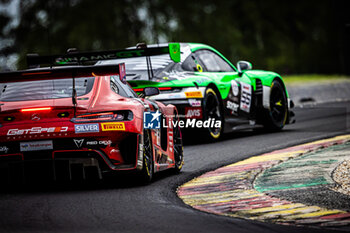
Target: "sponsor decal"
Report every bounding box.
[7,127,68,136]
[240,82,252,113]
[194,78,210,84]
[55,50,147,64]
[188,99,201,107]
[227,101,239,114]
[185,107,202,119]
[185,91,203,98]
[168,130,173,153]
[168,93,182,99]
[20,140,53,152]
[0,146,9,153]
[144,111,161,129]
[154,129,161,146]
[73,139,84,148]
[75,124,99,133]
[86,140,112,146]
[101,122,125,131]
[231,80,239,96]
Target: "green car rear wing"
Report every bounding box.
[26,43,181,68]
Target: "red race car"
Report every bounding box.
[0,62,183,184]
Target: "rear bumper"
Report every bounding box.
[0,133,142,183]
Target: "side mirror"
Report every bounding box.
[237,61,252,77]
[143,87,160,97]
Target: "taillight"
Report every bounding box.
[21,107,52,112]
[159,87,172,91]
[133,88,144,92]
[70,111,133,123]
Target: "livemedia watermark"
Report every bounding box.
[143,111,221,129]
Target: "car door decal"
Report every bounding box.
[240,82,252,113]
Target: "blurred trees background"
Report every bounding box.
[0,0,349,74]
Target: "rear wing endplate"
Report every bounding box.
[27,43,181,68]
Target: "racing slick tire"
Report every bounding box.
[140,129,154,183]
[202,87,224,141]
[173,112,184,173]
[262,80,288,131]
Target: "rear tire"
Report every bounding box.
[262,80,288,131]
[173,113,184,173]
[202,87,224,140]
[140,129,154,183]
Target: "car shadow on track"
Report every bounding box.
[0,169,179,194]
[0,128,297,194]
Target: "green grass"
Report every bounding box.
[282,74,350,86]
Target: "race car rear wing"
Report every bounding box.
[26,43,181,68]
[0,64,124,83]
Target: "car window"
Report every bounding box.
[110,76,138,98]
[0,77,95,102]
[182,54,204,72]
[99,55,173,81]
[195,50,234,72]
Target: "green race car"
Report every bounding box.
[103,43,295,140]
[27,43,295,140]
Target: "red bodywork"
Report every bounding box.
[0,65,179,182]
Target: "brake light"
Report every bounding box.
[159,87,172,91]
[74,112,119,122]
[21,107,52,112]
[133,87,171,92]
[71,111,133,123]
[22,71,51,76]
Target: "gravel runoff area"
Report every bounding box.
[332,160,350,196]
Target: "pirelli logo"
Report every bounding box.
[101,122,125,131]
[185,91,203,98]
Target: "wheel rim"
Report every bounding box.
[270,86,286,123]
[204,92,222,137]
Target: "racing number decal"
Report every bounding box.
[240,83,252,113]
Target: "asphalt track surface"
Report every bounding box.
[0,101,349,233]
